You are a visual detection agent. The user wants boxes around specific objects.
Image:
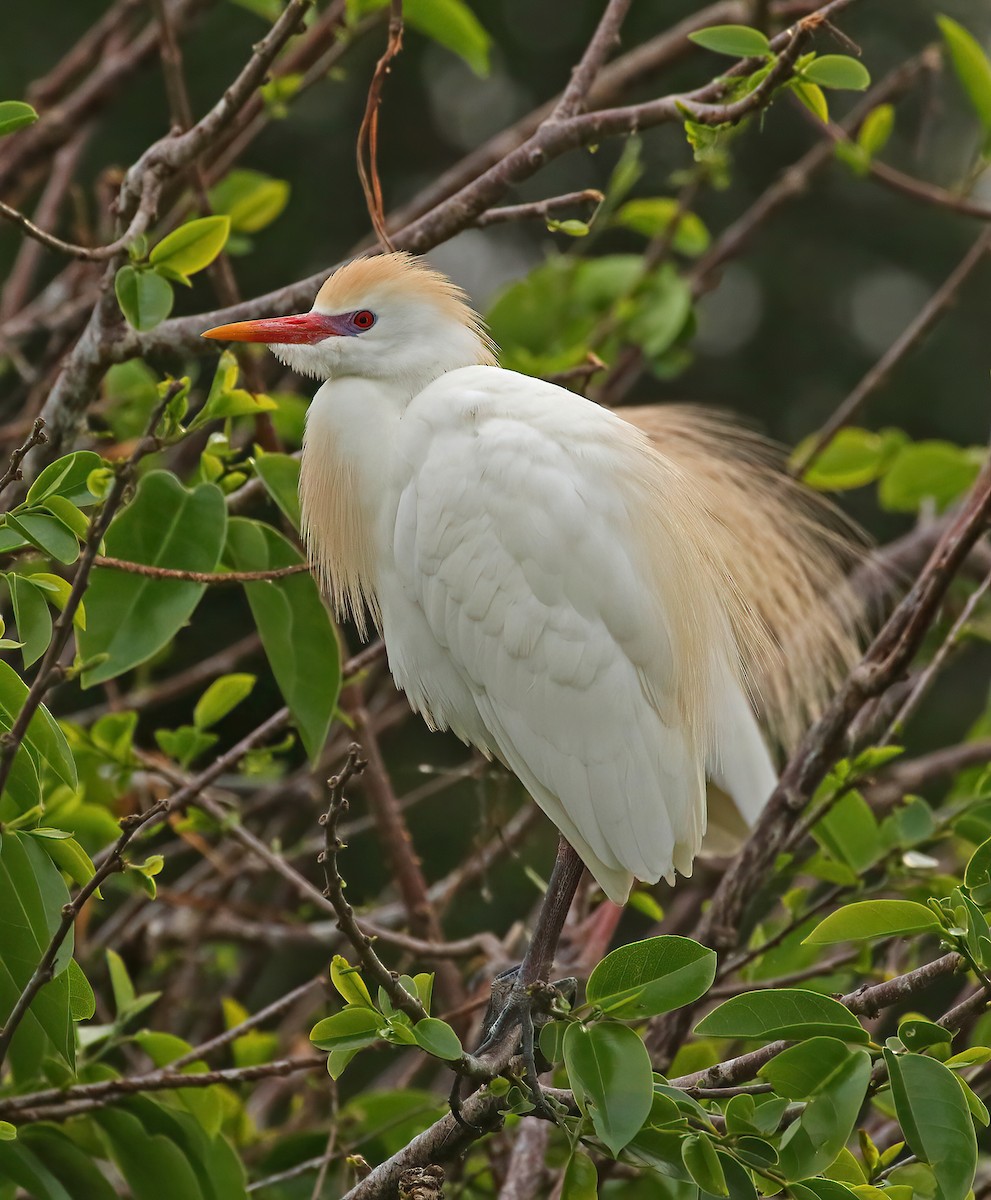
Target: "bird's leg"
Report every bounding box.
[451,836,585,1124]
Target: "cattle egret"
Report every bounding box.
[203,252,860,1026]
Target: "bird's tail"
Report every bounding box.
[623,404,866,751]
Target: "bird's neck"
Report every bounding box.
[300,376,407,636]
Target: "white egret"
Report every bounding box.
[203,252,859,1074]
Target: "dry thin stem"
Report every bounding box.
[93,556,310,584]
[356,0,404,251]
[0,418,47,498]
[793,226,991,476]
[318,744,427,1023]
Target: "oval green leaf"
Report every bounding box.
[884,1049,977,1200]
[310,1006,382,1051]
[0,101,38,137]
[79,472,227,685]
[586,935,716,1019]
[224,518,339,761]
[115,266,174,331]
[563,1021,653,1156]
[149,215,231,278]
[694,988,869,1044]
[803,900,941,945]
[412,1017,462,1060]
[937,15,991,131]
[688,24,771,57]
[803,55,871,90]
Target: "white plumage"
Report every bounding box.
[204,253,860,905]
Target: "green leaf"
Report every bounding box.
[561,1149,598,1200]
[0,101,38,137]
[694,988,869,1043]
[412,1017,462,1060]
[624,265,693,359]
[193,674,256,730]
[878,441,981,513]
[688,24,771,57]
[79,472,227,685]
[563,1021,653,1156]
[898,1018,952,1053]
[857,104,895,158]
[30,831,95,889]
[310,1006,382,1051]
[803,55,871,90]
[884,1049,977,1200]
[937,15,991,131]
[759,1036,861,1099]
[190,350,277,430]
[114,266,174,331]
[0,832,74,1080]
[330,955,374,1008]
[613,198,710,255]
[795,426,905,490]
[27,451,104,508]
[5,510,79,563]
[585,935,716,1019]
[682,1133,729,1196]
[8,575,52,668]
[149,215,231,280]
[0,658,76,788]
[208,169,290,233]
[804,900,942,945]
[812,790,880,872]
[252,452,302,531]
[66,958,96,1021]
[404,0,491,76]
[792,80,830,122]
[777,1048,871,1180]
[224,518,340,760]
[546,218,590,237]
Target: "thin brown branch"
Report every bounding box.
[93,555,309,584]
[356,0,403,251]
[0,418,47,500]
[550,0,633,121]
[792,226,991,476]
[318,744,427,1024]
[0,1056,321,1124]
[473,189,604,228]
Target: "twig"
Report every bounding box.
[318,744,427,1023]
[93,556,310,583]
[0,418,47,499]
[345,688,464,1012]
[0,1057,321,1124]
[883,564,991,741]
[550,0,633,121]
[356,0,403,251]
[792,227,991,476]
[474,189,604,227]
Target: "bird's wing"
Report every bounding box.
[386,368,723,903]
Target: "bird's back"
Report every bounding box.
[371,366,837,902]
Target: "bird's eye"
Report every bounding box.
[352,310,376,331]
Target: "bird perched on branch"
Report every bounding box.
[204,252,860,906]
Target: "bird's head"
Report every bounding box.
[202,251,496,390]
